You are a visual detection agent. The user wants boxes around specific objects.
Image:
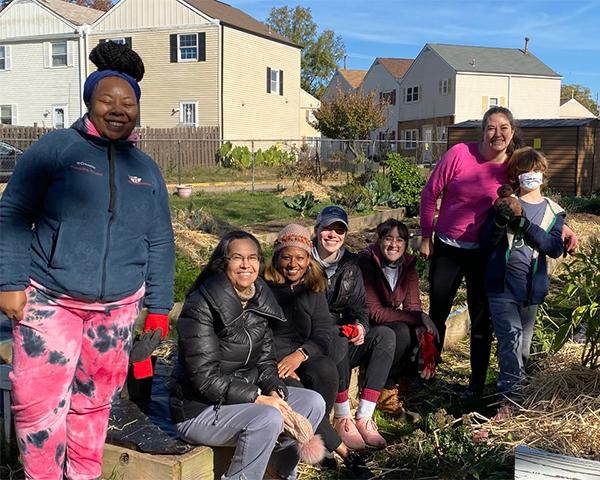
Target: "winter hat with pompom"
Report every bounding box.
[283,410,326,464]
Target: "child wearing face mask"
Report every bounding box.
[479,147,566,413]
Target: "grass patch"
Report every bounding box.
[170,190,328,226]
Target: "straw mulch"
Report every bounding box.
[278,181,332,201]
[473,343,600,461]
[172,211,220,266]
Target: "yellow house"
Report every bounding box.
[89,0,302,140]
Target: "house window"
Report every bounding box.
[271,69,280,94]
[380,90,396,105]
[405,85,420,103]
[402,129,418,149]
[179,34,198,61]
[100,38,132,48]
[180,102,197,127]
[266,67,283,95]
[440,78,450,95]
[108,38,125,44]
[488,96,500,109]
[437,126,447,141]
[52,42,68,67]
[0,46,9,71]
[170,33,205,63]
[1,105,13,124]
[53,106,66,129]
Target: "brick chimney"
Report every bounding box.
[524,37,530,55]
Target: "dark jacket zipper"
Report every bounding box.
[101,143,116,299]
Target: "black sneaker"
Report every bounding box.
[344,452,375,479]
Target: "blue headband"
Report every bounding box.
[83,70,141,104]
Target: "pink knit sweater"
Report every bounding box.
[420,142,509,243]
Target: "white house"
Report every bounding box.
[360,57,413,145]
[397,40,562,163]
[321,68,367,102]
[0,0,102,128]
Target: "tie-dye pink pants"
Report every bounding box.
[10,281,145,480]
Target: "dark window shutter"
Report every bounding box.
[279,70,283,96]
[266,67,271,93]
[197,32,205,61]
[125,37,132,48]
[391,131,396,140]
[392,90,396,105]
[170,34,178,63]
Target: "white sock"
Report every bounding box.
[334,400,351,418]
[355,399,376,420]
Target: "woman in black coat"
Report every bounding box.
[170,231,325,480]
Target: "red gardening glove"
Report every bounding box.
[143,313,169,340]
[132,356,153,379]
[418,331,441,380]
[341,324,360,339]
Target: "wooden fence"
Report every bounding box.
[0,124,221,174]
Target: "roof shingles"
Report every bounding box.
[39,0,103,25]
[428,43,560,78]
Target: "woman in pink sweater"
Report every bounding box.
[420,106,577,398]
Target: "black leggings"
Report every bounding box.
[428,235,494,390]
[329,326,395,394]
[283,355,341,452]
[374,323,419,388]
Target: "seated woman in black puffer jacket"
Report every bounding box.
[169,231,325,480]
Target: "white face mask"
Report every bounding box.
[518,171,544,191]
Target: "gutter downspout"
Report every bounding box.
[507,75,512,110]
[575,126,581,196]
[78,24,90,117]
[220,24,224,140]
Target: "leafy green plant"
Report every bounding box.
[548,242,600,369]
[282,191,318,217]
[385,153,427,216]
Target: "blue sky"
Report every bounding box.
[228,0,600,102]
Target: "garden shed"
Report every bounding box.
[447,118,600,196]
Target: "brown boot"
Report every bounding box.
[376,387,422,423]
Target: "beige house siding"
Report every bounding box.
[88,26,220,128]
[0,40,83,127]
[453,74,561,122]
[299,89,320,140]
[222,27,300,140]
[398,50,455,121]
[508,76,561,119]
[0,1,79,38]
[560,99,596,118]
[92,0,211,31]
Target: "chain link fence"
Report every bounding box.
[1,130,449,188]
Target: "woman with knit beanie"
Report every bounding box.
[0,41,174,479]
[264,224,374,479]
[170,231,325,480]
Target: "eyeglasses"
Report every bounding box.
[226,254,260,265]
[382,236,406,245]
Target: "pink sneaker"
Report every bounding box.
[333,416,366,451]
[355,416,387,449]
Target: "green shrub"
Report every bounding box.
[385,153,427,216]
